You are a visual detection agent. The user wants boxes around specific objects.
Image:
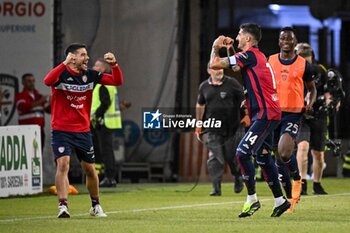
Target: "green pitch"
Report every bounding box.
[1,178,349,233]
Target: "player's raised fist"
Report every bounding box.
[223,37,234,47]
[63,52,76,65]
[213,36,234,49]
[213,35,226,48]
[104,52,117,66]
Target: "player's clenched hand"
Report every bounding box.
[213,35,234,49]
[223,37,234,47]
[63,52,76,65]
[104,52,118,66]
[213,35,226,48]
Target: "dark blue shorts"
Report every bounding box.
[51,130,95,163]
[273,112,302,146]
[236,119,280,156]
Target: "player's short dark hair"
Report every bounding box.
[280,26,296,35]
[65,43,87,56]
[240,23,262,43]
[21,73,34,81]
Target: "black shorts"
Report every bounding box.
[296,116,327,151]
[51,130,95,163]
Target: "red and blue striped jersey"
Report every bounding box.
[229,46,281,121]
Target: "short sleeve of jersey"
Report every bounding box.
[303,61,313,82]
[232,51,256,68]
[197,82,206,105]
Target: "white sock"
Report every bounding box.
[274,196,286,207]
[246,193,258,204]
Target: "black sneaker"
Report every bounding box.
[209,190,221,196]
[210,182,221,196]
[234,176,244,194]
[271,199,291,217]
[238,201,261,218]
[313,182,328,195]
[301,179,307,195]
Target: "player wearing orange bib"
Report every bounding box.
[268,27,316,212]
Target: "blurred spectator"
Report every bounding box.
[15,73,50,149]
[91,58,130,187]
[196,65,244,196]
[295,42,334,195]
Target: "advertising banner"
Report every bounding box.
[0,125,43,197]
[0,0,53,126]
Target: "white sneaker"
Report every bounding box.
[89,204,107,217]
[57,205,70,218]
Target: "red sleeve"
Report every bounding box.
[99,65,124,86]
[44,63,66,86]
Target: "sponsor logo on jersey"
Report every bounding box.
[70,103,84,109]
[56,82,94,92]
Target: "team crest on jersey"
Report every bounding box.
[281,69,288,81]
[220,92,227,99]
[281,73,288,81]
[58,147,65,153]
[82,75,87,83]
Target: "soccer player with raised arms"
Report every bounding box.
[44,43,123,218]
